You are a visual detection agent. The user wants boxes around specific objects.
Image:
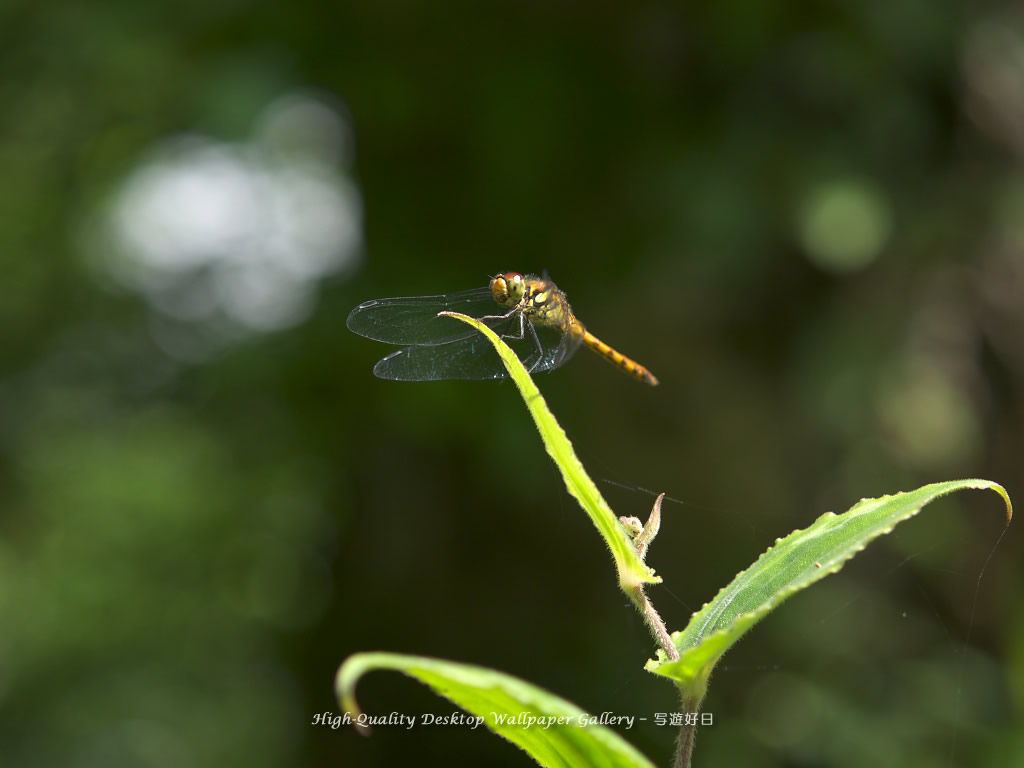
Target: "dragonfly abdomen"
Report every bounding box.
[581,330,659,386]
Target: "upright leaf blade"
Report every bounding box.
[438,311,658,589]
[337,652,656,768]
[648,480,1012,690]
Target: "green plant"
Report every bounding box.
[338,312,1012,767]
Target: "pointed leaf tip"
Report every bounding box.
[649,480,1012,689]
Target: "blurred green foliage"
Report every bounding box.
[1,1,1021,766]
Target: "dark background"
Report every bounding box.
[2,2,1022,766]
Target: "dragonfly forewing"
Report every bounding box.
[346,286,499,345]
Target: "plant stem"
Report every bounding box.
[628,583,678,660]
[672,689,704,768]
[622,491,701,766]
[624,494,678,660]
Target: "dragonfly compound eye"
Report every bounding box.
[490,272,525,307]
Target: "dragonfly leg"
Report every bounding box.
[477,308,525,341]
[524,318,546,372]
[503,313,546,372]
[490,312,545,371]
[474,309,546,372]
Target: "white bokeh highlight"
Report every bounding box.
[95,93,362,356]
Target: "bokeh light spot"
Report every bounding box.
[86,92,363,360]
[798,179,891,273]
[876,361,980,468]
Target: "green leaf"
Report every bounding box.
[337,652,656,768]
[438,311,658,590]
[648,479,1012,694]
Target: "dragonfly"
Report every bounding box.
[347,272,659,386]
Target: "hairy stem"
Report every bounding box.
[672,688,705,768]
[628,583,678,661]
[623,494,678,660]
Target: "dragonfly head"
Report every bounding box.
[490,272,526,308]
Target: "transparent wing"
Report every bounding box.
[373,319,584,381]
[346,286,500,345]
